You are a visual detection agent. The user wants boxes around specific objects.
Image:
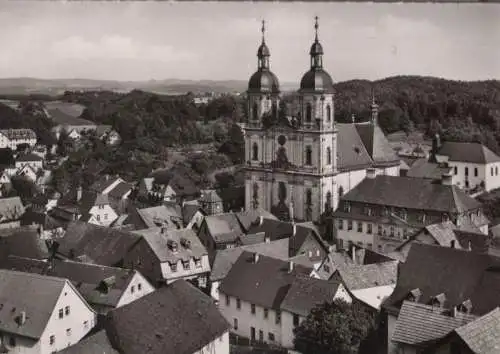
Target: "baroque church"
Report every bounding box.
[241,18,401,223]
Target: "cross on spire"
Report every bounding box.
[314,16,319,41]
[261,19,266,43]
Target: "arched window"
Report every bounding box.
[305,146,312,165]
[278,182,287,202]
[465,167,469,176]
[326,147,332,165]
[252,183,259,209]
[325,191,332,211]
[252,143,259,161]
[252,103,258,121]
[338,186,344,197]
[306,189,312,205]
[326,105,331,122]
[272,102,278,120]
[306,103,312,122]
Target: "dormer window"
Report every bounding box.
[457,299,473,314]
[170,262,177,272]
[194,258,202,268]
[408,288,422,302]
[431,293,446,308]
[343,203,351,213]
[442,213,449,222]
[182,260,190,270]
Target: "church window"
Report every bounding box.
[326,105,332,122]
[326,147,332,165]
[306,103,312,122]
[252,143,259,161]
[337,219,343,230]
[272,102,278,120]
[278,182,287,202]
[306,189,312,205]
[305,146,312,165]
[325,191,332,211]
[252,103,258,121]
[252,183,259,209]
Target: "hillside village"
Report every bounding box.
[0,21,499,354]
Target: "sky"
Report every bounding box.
[0,2,499,83]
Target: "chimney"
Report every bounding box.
[76,185,82,202]
[366,168,377,179]
[288,261,294,273]
[452,306,458,318]
[432,133,441,157]
[259,216,264,226]
[253,252,259,263]
[105,174,109,181]
[441,173,453,186]
[292,224,297,237]
[265,236,270,243]
[351,244,356,263]
[450,240,456,249]
[17,311,27,326]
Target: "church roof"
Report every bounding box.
[355,122,401,167]
[336,123,375,172]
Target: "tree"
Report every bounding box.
[293,299,376,354]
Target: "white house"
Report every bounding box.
[15,153,44,171]
[16,164,38,182]
[0,269,97,354]
[78,192,118,227]
[218,251,351,349]
[0,129,37,150]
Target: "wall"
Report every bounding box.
[39,282,96,354]
[116,271,156,308]
[0,333,40,354]
[160,254,211,285]
[387,314,398,354]
[351,285,396,310]
[446,160,500,192]
[123,239,163,285]
[87,204,118,227]
[192,331,230,354]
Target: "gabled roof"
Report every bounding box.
[182,202,205,225]
[355,122,400,166]
[104,280,230,354]
[219,251,313,310]
[454,307,500,354]
[89,175,122,194]
[132,228,207,263]
[392,301,477,347]
[135,205,183,230]
[108,182,133,200]
[0,227,50,260]
[204,213,245,243]
[234,207,278,232]
[0,256,143,308]
[199,189,223,204]
[335,261,398,291]
[0,269,68,339]
[0,196,25,221]
[340,175,481,214]
[406,158,452,180]
[438,142,500,164]
[336,123,374,171]
[383,243,500,316]
[57,330,119,354]
[16,153,43,162]
[57,221,141,266]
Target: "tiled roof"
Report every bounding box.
[57,221,141,267]
[204,213,245,243]
[0,227,50,260]
[57,330,119,354]
[136,205,183,230]
[219,251,313,310]
[392,301,477,346]
[340,175,481,214]
[280,276,342,317]
[0,196,25,220]
[90,175,121,194]
[438,142,500,164]
[104,280,230,354]
[0,269,67,339]
[336,123,374,171]
[383,243,500,316]
[182,202,203,225]
[355,122,400,166]
[0,256,142,308]
[315,251,354,280]
[406,158,452,180]
[424,221,461,249]
[199,189,223,204]
[335,261,398,291]
[132,228,207,263]
[234,208,278,232]
[0,128,36,140]
[16,152,43,162]
[108,182,133,200]
[455,307,500,354]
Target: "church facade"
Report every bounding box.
[241,18,401,223]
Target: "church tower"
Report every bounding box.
[242,18,338,223]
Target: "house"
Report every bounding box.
[102,280,231,354]
[0,256,155,314]
[15,153,44,171]
[54,221,141,267]
[333,173,489,254]
[89,175,125,195]
[124,227,210,287]
[0,169,11,188]
[20,208,65,239]
[88,175,133,214]
[394,221,493,261]
[390,301,477,354]
[137,170,199,205]
[95,125,121,146]
[0,196,25,229]
[57,330,119,354]
[381,243,500,354]
[0,269,96,354]
[199,189,224,215]
[434,135,500,192]
[78,192,119,227]
[0,226,51,260]
[182,200,206,230]
[429,307,500,354]
[0,129,37,150]
[330,260,398,310]
[16,163,38,182]
[218,251,352,349]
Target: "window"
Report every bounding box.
[338,186,344,197]
[357,222,363,233]
[344,202,351,213]
[454,166,458,175]
[66,328,72,337]
[347,220,353,230]
[474,168,478,177]
[390,226,395,237]
[275,310,281,324]
[225,294,230,306]
[492,167,495,176]
[306,189,312,205]
[195,258,202,268]
[305,146,312,165]
[65,306,70,316]
[337,219,344,230]
[308,250,313,258]
[465,167,469,176]
[104,214,108,220]
[131,286,135,294]
[326,147,332,165]
[326,105,332,122]
[236,298,241,310]
[306,103,312,122]
[252,143,259,161]
[325,191,332,211]
[264,308,269,319]
[170,262,177,272]
[9,337,15,347]
[58,308,64,319]
[268,332,275,341]
[377,225,383,235]
[49,335,55,345]
[138,283,142,291]
[293,314,299,326]
[182,260,190,270]
[252,103,258,121]
[96,215,100,221]
[251,304,256,315]
[316,249,320,256]
[233,318,238,330]
[367,223,373,234]
[496,167,499,176]
[259,329,264,342]
[368,243,373,249]
[83,320,89,329]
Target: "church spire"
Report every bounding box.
[257,19,270,70]
[371,89,379,125]
[314,15,319,42]
[309,16,324,70]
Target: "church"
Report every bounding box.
[241,18,401,223]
